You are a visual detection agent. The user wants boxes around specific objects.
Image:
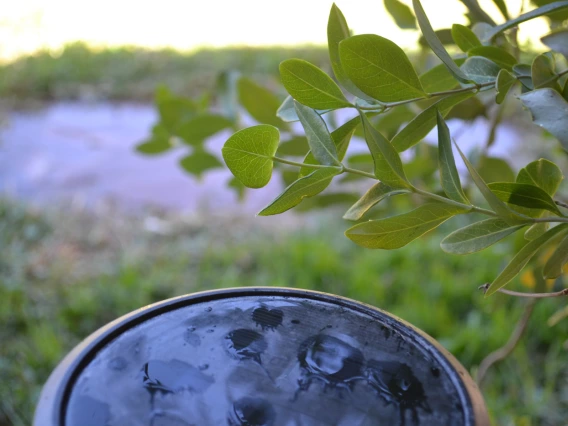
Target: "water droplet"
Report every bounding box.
[227,397,276,426]
[252,307,283,331]
[430,367,440,378]
[296,334,365,396]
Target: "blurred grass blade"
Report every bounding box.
[343,182,411,221]
[392,92,474,152]
[222,125,280,188]
[295,101,340,166]
[543,234,568,279]
[359,111,409,188]
[346,203,470,249]
[258,167,341,215]
[484,1,568,41]
[486,224,568,296]
[454,142,531,224]
[437,111,469,204]
[280,59,351,109]
[413,0,472,84]
[441,218,524,254]
[339,34,425,102]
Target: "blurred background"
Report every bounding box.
[1,1,567,425]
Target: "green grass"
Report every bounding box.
[0,199,567,425]
[0,43,329,103]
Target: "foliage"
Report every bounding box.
[1,199,567,426]
[204,0,568,299]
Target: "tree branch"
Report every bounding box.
[476,298,537,386]
[478,283,568,298]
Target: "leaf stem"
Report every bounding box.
[533,216,568,224]
[342,167,376,179]
[478,283,568,298]
[271,156,337,170]
[412,187,498,216]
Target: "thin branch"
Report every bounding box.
[555,200,568,210]
[478,283,568,298]
[412,187,498,216]
[342,167,376,179]
[476,298,537,386]
[271,156,339,170]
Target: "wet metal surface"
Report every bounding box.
[37,290,488,426]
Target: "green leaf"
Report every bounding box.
[343,182,411,221]
[437,112,469,204]
[238,77,287,129]
[158,98,197,134]
[280,59,351,109]
[484,1,568,41]
[445,96,486,121]
[179,150,222,178]
[441,218,524,254]
[487,182,563,216]
[451,24,482,52]
[454,143,530,224]
[525,223,549,240]
[384,0,417,29]
[294,102,340,166]
[517,159,563,197]
[485,224,568,296]
[345,203,470,249]
[495,69,517,104]
[177,114,233,146]
[418,29,455,46]
[136,138,172,155]
[339,34,425,102]
[543,234,568,278]
[458,0,497,25]
[419,59,466,93]
[359,112,409,188]
[532,53,559,89]
[541,29,568,58]
[222,125,280,188]
[460,57,501,84]
[520,88,568,151]
[392,92,475,152]
[295,192,359,211]
[277,136,309,157]
[412,0,472,84]
[258,167,341,216]
[477,156,515,183]
[513,64,534,90]
[327,4,374,101]
[299,115,360,177]
[492,0,510,19]
[467,46,516,70]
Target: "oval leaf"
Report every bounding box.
[441,218,525,254]
[532,53,559,90]
[360,112,409,188]
[543,234,568,279]
[460,56,501,84]
[179,151,222,178]
[517,159,563,197]
[419,59,466,93]
[487,182,563,216]
[222,125,280,188]
[485,224,568,296]
[258,167,341,216]
[437,111,469,204]
[136,137,172,155]
[453,142,530,224]
[280,59,351,109]
[520,88,568,151]
[413,0,472,84]
[495,69,516,104]
[327,4,375,101]
[452,24,482,52]
[541,29,568,59]
[384,0,417,29]
[392,92,474,152]
[294,102,340,166]
[343,182,411,221]
[467,46,517,70]
[339,34,425,102]
[238,77,288,129]
[177,114,233,146]
[513,64,534,90]
[345,203,470,249]
[299,115,361,177]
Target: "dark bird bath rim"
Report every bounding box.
[34,287,490,426]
